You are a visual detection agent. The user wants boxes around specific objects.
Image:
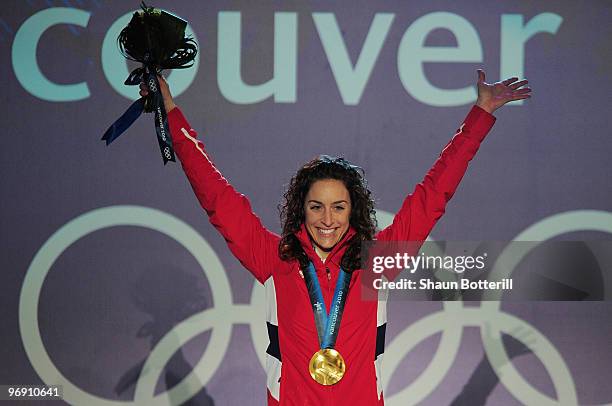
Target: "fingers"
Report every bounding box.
[510,85,532,99]
[514,87,531,94]
[510,93,531,100]
[477,69,486,83]
[502,77,519,86]
[509,79,528,90]
[138,74,166,93]
[139,82,148,97]
[505,84,532,100]
[138,75,171,101]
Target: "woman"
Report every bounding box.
[141,69,530,405]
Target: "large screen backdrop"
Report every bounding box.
[2,1,612,405]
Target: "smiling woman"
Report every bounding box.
[305,179,351,255]
[278,156,376,270]
[139,69,529,405]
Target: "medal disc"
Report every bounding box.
[309,349,346,385]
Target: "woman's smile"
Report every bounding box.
[304,179,351,258]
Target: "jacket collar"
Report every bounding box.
[295,223,356,271]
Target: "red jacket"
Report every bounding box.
[167,106,495,405]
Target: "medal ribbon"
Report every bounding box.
[303,262,352,349]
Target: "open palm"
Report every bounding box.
[476,69,532,114]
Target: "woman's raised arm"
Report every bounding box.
[376,70,531,251]
[142,78,281,284]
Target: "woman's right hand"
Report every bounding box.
[139,75,176,113]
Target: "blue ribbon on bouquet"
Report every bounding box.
[101,64,175,165]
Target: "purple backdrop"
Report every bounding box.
[2,1,612,405]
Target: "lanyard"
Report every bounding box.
[302,262,352,349]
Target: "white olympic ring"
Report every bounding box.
[19,206,237,406]
[19,207,612,405]
[478,210,612,406]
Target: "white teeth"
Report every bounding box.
[319,229,334,235]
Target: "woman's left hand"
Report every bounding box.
[475,69,532,114]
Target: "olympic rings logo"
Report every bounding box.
[148,78,158,93]
[19,206,612,405]
[163,147,172,160]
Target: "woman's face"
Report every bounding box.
[304,179,351,253]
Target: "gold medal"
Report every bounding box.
[309,348,346,385]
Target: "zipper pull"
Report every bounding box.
[326,267,331,280]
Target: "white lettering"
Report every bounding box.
[313,13,394,105]
[500,13,563,105]
[12,8,91,101]
[11,8,561,106]
[397,12,482,107]
[217,12,297,104]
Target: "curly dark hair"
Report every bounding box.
[278,155,377,272]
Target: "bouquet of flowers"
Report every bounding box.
[102,2,198,164]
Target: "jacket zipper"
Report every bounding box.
[325,267,331,312]
[326,267,331,295]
